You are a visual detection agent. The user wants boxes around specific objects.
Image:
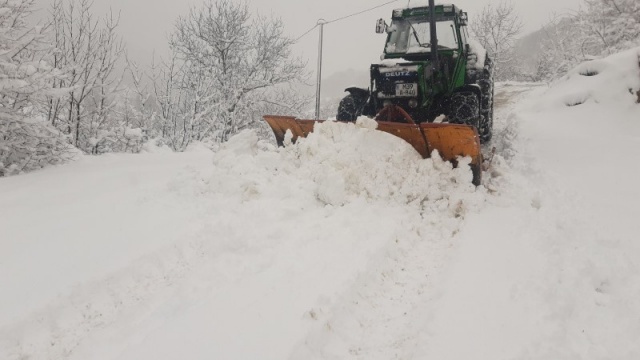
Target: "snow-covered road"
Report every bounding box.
[1,48,639,360]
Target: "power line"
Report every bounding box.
[326,0,401,25]
[293,0,401,42]
[294,24,319,43]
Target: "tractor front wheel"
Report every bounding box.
[337,93,368,121]
[448,92,480,129]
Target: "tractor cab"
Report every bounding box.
[380,5,469,59]
[364,4,481,125]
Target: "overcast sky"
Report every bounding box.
[33,0,583,78]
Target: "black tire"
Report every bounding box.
[478,82,494,143]
[479,110,493,143]
[448,92,480,128]
[336,94,367,121]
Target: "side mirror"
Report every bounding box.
[459,12,468,26]
[375,19,387,34]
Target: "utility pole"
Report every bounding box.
[315,19,326,120]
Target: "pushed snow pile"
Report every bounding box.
[536,47,640,109]
[213,120,481,208]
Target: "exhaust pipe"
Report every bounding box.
[428,0,438,70]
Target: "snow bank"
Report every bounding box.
[535,46,640,109]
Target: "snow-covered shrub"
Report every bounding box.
[88,124,147,155]
[0,117,73,176]
[0,0,73,176]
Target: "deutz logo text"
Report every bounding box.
[384,71,412,77]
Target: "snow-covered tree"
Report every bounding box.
[577,0,640,55]
[471,1,523,81]
[0,0,72,176]
[530,0,640,82]
[161,0,307,149]
[530,16,586,81]
[46,0,126,154]
[146,52,195,151]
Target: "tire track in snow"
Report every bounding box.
[289,213,462,360]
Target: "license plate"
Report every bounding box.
[396,83,417,97]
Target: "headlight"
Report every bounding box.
[383,100,392,107]
[408,99,419,108]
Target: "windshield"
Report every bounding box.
[386,19,459,54]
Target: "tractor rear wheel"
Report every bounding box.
[478,84,494,143]
[479,109,493,143]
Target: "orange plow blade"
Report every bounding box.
[262,115,318,146]
[262,115,482,185]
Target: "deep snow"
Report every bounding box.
[1,48,639,360]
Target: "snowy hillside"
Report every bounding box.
[1,48,639,359]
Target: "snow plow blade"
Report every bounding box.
[263,115,482,185]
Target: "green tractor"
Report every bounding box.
[262,1,491,185]
[337,1,494,143]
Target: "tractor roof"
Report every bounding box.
[392,4,462,19]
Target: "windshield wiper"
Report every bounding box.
[407,22,430,48]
